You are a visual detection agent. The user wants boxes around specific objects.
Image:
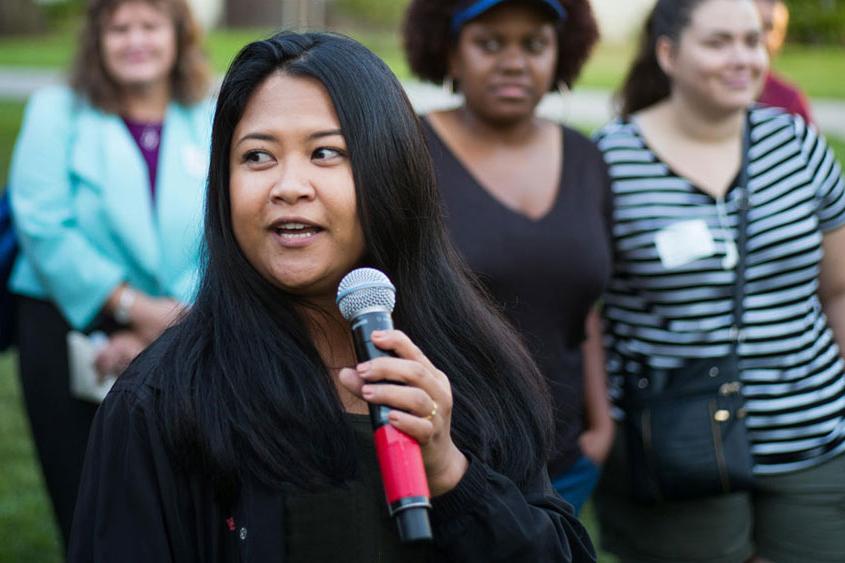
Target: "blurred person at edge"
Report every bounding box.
[593,0,845,562]
[6,0,212,546]
[67,31,597,563]
[754,0,813,122]
[402,0,614,515]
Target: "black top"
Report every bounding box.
[283,414,429,562]
[67,335,597,562]
[422,119,612,475]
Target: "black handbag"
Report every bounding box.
[621,117,755,503]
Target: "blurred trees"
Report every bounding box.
[0,0,44,34]
[785,0,845,45]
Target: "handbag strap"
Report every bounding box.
[730,112,752,357]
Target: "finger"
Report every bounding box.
[361,383,435,418]
[357,356,430,387]
[94,349,111,379]
[337,367,366,398]
[386,409,435,445]
[370,330,436,372]
[371,330,451,390]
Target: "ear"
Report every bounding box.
[654,35,676,77]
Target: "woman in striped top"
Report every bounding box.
[593,1,845,562]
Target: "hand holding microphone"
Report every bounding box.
[336,268,468,543]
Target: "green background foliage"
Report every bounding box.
[784,0,845,45]
[333,0,412,28]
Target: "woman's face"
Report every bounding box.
[229,72,365,302]
[661,0,767,114]
[101,1,177,92]
[449,2,558,125]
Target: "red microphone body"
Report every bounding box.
[337,269,433,543]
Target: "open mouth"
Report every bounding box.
[273,222,323,240]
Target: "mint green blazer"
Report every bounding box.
[8,86,213,329]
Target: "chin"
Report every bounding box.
[484,105,537,126]
[116,71,168,89]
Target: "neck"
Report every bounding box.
[298,301,356,370]
[454,105,542,145]
[120,80,171,122]
[665,94,745,143]
[299,301,367,414]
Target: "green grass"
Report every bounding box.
[578,41,845,100]
[0,102,25,182]
[0,353,63,563]
[0,25,410,79]
[204,28,410,76]
[0,25,842,99]
[773,45,845,100]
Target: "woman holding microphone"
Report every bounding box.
[68,31,596,562]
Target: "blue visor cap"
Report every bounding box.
[450,0,567,34]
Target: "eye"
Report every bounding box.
[704,37,728,48]
[475,37,502,53]
[242,150,273,166]
[745,33,761,48]
[312,147,345,162]
[525,36,549,54]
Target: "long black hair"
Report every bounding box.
[151,31,553,504]
[617,0,713,117]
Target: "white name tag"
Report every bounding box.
[654,219,716,269]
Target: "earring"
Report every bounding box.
[556,81,570,123]
[557,80,570,99]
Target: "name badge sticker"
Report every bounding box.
[654,219,716,269]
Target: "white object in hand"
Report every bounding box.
[67,331,117,403]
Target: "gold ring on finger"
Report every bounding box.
[425,400,438,421]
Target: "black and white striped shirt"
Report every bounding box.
[595,107,845,475]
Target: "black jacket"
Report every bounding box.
[68,364,596,562]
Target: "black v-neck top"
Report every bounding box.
[422,118,613,474]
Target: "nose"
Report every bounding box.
[269,158,316,205]
[731,41,764,68]
[127,25,147,47]
[498,44,528,73]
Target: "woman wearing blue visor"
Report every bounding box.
[403,0,613,514]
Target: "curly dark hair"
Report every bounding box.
[402,0,599,89]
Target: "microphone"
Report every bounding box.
[336,268,433,543]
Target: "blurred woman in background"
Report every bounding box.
[7,0,212,545]
[595,0,845,561]
[402,0,614,514]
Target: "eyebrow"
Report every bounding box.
[234,128,344,147]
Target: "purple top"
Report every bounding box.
[122,117,164,202]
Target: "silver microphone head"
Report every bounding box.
[336,268,396,321]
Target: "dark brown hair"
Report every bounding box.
[69,0,211,112]
[617,0,713,117]
[402,0,599,89]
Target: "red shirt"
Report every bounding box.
[759,71,813,123]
